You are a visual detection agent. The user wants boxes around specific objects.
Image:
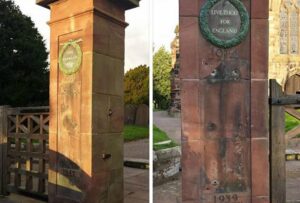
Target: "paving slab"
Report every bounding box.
[0,167,149,203]
[153,176,181,203]
[124,167,149,203]
[286,161,300,202]
[153,111,181,144]
[124,139,149,160]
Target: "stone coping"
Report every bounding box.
[124,158,149,169]
[36,0,140,10]
[153,146,181,185]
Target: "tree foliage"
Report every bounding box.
[153,46,172,109]
[124,65,149,105]
[0,0,49,107]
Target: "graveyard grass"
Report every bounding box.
[153,125,178,151]
[124,125,149,142]
[286,113,300,138]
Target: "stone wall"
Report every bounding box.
[153,146,181,185]
[169,26,181,116]
[124,104,149,127]
[269,0,300,92]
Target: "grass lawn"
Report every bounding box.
[123,125,149,142]
[153,109,165,112]
[285,113,300,138]
[285,113,300,132]
[153,125,178,151]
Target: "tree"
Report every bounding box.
[124,65,149,105]
[153,46,172,109]
[0,0,49,107]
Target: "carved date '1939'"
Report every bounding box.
[215,194,241,203]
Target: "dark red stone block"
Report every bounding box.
[251,80,268,138]
[251,138,270,197]
[251,0,269,19]
[180,0,251,17]
[198,33,250,80]
[179,17,200,79]
[182,140,203,203]
[202,139,251,195]
[179,0,203,17]
[199,56,251,80]
[182,138,252,202]
[202,80,250,139]
[251,19,269,79]
[252,196,270,203]
[181,80,202,141]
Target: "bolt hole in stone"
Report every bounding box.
[232,69,239,75]
[108,109,113,116]
[211,70,217,77]
[211,180,219,186]
[102,154,111,160]
[207,122,217,131]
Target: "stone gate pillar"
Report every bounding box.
[36,0,139,202]
[180,0,269,202]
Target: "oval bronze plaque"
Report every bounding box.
[59,40,82,75]
[199,0,249,48]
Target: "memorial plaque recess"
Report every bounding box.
[59,40,82,75]
[200,0,249,48]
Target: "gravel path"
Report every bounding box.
[124,139,149,160]
[153,111,181,144]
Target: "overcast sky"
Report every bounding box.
[12,0,178,69]
[13,0,150,72]
[153,0,179,52]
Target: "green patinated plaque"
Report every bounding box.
[59,40,82,75]
[199,0,249,48]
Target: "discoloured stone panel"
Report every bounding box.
[251,139,269,197]
[202,81,250,140]
[251,0,269,19]
[250,80,268,138]
[251,19,269,79]
[180,0,269,202]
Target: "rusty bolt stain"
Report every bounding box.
[211,180,219,186]
[210,69,217,77]
[102,153,111,160]
[108,109,113,116]
[232,69,239,75]
[207,122,217,131]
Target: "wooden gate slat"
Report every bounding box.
[285,125,300,141]
[270,80,286,203]
[4,107,49,199]
[285,107,300,119]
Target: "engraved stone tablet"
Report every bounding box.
[280,7,288,54]
[200,0,249,48]
[208,1,241,40]
[59,40,82,75]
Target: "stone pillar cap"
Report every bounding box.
[36,0,140,10]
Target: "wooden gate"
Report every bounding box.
[270,79,300,203]
[0,106,49,200]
